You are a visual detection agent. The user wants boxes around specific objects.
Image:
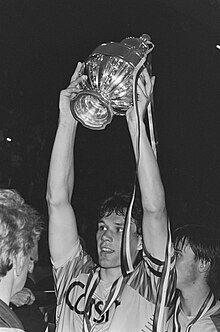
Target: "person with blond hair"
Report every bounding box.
[0,189,42,331]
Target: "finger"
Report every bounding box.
[61,76,87,99]
[130,76,146,97]
[136,82,146,99]
[60,88,82,102]
[69,74,87,87]
[150,76,156,94]
[142,67,151,81]
[141,68,151,88]
[26,295,34,305]
[141,75,154,97]
[64,80,86,94]
[70,62,84,83]
[16,296,28,306]
[60,86,80,96]
[137,77,146,95]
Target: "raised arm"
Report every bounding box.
[46,62,86,263]
[126,70,167,261]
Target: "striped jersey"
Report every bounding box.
[52,239,175,332]
[166,296,220,332]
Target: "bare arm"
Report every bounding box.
[46,63,87,263]
[126,70,167,261]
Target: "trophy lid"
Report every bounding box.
[90,34,153,67]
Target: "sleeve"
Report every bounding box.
[52,238,81,269]
[52,239,95,305]
[143,233,176,306]
[151,224,177,332]
[128,230,176,306]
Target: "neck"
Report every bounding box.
[100,267,122,283]
[179,283,211,316]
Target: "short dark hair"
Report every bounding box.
[99,192,143,235]
[174,224,220,293]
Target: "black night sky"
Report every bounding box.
[1,0,220,254]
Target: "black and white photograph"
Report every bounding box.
[0,1,220,331]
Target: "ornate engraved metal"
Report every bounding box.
[70,34,154,130]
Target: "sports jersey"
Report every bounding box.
[52,239,175,332]
[166,294,220,332]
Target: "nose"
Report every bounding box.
[28,258,35,274]
[101,229,113,242]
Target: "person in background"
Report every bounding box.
[166,224,220,331]
[0,189,42,331]
[10,241,48,332]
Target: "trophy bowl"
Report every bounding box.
[70,34,154,130]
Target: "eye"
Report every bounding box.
[98,224,107,231]
[175,250,182,258]
[116,227,124,233]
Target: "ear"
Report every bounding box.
[199,260,211,274]
[13,252,26,277]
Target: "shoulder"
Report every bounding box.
[209,302,220,331]
[53,239,94,270]
[52,238,81,269]
[53,241,95,285]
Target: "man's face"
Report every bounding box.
[96,212,141,272]
[175,242,200,291]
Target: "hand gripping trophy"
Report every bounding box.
[70,34,156,136]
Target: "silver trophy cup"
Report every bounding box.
[70,34,154,130]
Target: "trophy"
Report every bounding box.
[70,34,154,130]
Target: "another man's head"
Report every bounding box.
[174,224,220,295]
[96,192,142,271]
[0,189,42,298]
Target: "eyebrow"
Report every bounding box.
[114,222,124,227]
[97,220,124,226]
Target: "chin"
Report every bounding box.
[99,261,113,268]
[98,259,119,269]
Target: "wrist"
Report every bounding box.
[58,114,78,128]
[127,118,145,132]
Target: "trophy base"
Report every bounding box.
[70,90,114,130]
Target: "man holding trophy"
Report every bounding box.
[46,35,175,332]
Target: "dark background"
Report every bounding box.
[0,0,220,257]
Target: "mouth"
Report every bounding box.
[100,246,114,254]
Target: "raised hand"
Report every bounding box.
[126,68,155,126]
[59,62,87,123]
